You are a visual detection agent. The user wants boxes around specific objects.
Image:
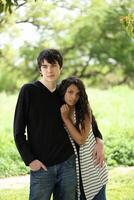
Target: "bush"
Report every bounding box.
[105,137,134,166]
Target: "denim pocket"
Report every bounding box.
[30,168,46,175]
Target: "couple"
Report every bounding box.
[13,48,108,200]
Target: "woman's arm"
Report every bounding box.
[60,104,91,145]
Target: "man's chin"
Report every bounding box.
[46,77,56,82]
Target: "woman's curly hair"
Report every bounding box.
[58,76,91,129]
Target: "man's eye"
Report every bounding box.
[42,65,47,68]
[53,64,58,67]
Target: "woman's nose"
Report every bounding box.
[72,94,77,100]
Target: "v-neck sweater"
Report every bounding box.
[14,81,74,166]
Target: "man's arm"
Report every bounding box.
[92,114,103,139]
[13,85,36,166]
[92,114,105,167]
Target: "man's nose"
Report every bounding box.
[47,66,52,72]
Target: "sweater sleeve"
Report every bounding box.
[13,85,36,166]
[92,114,103,140]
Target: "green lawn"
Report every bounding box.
[107,167,134,200]
[0,189,28,200]
[0,86,134,177]
[0,85,134,200]
[0,167,134,200]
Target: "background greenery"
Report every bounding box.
[0,85,134,177]
[0,0,134,92]
[0,1,134,199]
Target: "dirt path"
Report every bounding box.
[0,175,29,189]
[0,166,134,190]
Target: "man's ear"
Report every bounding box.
[60,67,63,73]
[39,70,43,76]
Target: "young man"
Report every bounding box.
[13,48,105,200]
[14,49,76,200]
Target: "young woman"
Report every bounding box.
[59,76,108,200]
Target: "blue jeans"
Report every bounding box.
[80,185,106,200]
[29,154,76,200]
[93,185,106,200]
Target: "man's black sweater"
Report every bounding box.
[14,81,74,166]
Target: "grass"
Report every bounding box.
[0,85,134,177]
[0,167,134,200]
[107,167,134,200]
[87,85,134,139]
[0,86,134,199]
[0,189,28,200]
[0,92,28,177]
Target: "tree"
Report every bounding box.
[121,15,134,38]
[0,0,134,92]
[61,0,134,86]
[0,0,27,13]
[0,0,81,91]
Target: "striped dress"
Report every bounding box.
[66,112,108,200]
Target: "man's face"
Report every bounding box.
[40,59,61,83]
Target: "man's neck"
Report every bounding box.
[40,79,56,92]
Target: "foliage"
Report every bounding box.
[65,0,134,84]
[120,15,134,38]
[0,93,28,177]
[88,85,134,166]
[105,138,134,166]
[0,0,134,92]
[87,85,134,167]
[0,0,28,13]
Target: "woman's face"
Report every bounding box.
[64,84,80,107]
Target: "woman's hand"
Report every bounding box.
[60,104,70,121]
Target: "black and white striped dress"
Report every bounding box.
[66,112,108,200]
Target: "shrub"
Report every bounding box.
[105,137,134,166]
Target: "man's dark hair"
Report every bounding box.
[37,48,63,70]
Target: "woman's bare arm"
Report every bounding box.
[60,104,91,145]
